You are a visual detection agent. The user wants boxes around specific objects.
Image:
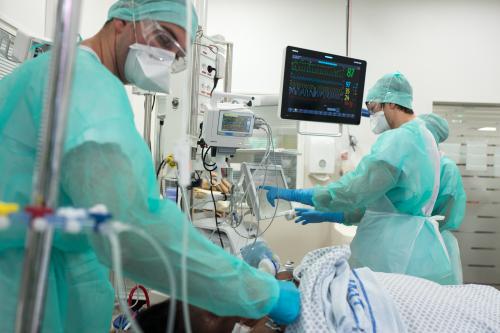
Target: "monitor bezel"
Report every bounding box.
[279,46,367,125]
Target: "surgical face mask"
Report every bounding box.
[370,111,390,134]
[124,43,175,94]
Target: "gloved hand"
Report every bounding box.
[241,241,273,268]
[268,281,300,325]
[294,208,344,225]
[260,186,314,206]
[240,241,280,276]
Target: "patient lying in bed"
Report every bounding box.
[137,246,500,333]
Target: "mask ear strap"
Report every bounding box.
[131,0,138,43]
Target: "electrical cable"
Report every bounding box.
[198,145,225,248]
[207,64,218,97]
[198,122,203,139]
[209,177,225,248]
[210,77,219,97]
[201,147,216,166]
[156,159,167,178]
[202,146,217,172]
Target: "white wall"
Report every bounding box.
[0,0,114,40]
[0,0,46,36]
[206,0,346,94]
[352,0,500,113]
[79,0,116,39]
[206,0,500,261]
[207,0,500,112]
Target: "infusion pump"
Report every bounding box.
[202,105,255,149]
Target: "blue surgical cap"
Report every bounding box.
[108,0,199,41]
[366,71,413,110]
[419,113,449,144]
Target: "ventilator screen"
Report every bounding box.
[280,46,367,125]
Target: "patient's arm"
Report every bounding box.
[136,300,282,333]
[136,272,296,333]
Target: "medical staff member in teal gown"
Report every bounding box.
[293,113,466,285]
[0,1,299,331]
[419,114,466,284]
[263,72,454,284]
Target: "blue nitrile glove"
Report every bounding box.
[260,186,314,206]
[294,208,344,225]
[240,241,274,268]
[268,281,301,325]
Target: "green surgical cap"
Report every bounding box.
[108,0,199,41]
[419,113,449,144]
[366,71,413,110]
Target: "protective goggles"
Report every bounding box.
[365,101,384,115]
[136,19,187,73]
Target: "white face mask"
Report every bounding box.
[124,43,175,94]
[370,111,390,134]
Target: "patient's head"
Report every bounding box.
[136,299,284,333]
[136,300,241,333]
[136,272,294,332]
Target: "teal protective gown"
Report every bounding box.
[434,156,466,232]
[433,156,467,284]
[0,49,279,332]
[312,119,453,283]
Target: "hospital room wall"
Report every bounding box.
[351,0,500,113]
[206,0,500,260]
[0,1,46,35]
[207,0,500,149]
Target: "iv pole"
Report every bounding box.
[15,0,82,332]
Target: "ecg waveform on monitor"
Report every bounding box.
[289,80,344,100]
[290,74,344,86]
[291,59,349,79]
[285,52,363,121]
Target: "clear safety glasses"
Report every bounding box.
[365,101,383,115]
[137,20,187,73]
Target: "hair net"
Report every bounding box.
[108,0,198,41]
[418,113,449,144]
[366,71,413,110]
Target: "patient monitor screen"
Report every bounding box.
[280,46,367,125]
[248,166,293,220]
[219,112,253,135]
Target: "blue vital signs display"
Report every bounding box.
[280,46,367,125]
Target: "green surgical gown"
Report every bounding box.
[433,156,466,284]
[0,48,278,332]
[313,119,435,216]
[312,119,453,282]
[434,156,466,232]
